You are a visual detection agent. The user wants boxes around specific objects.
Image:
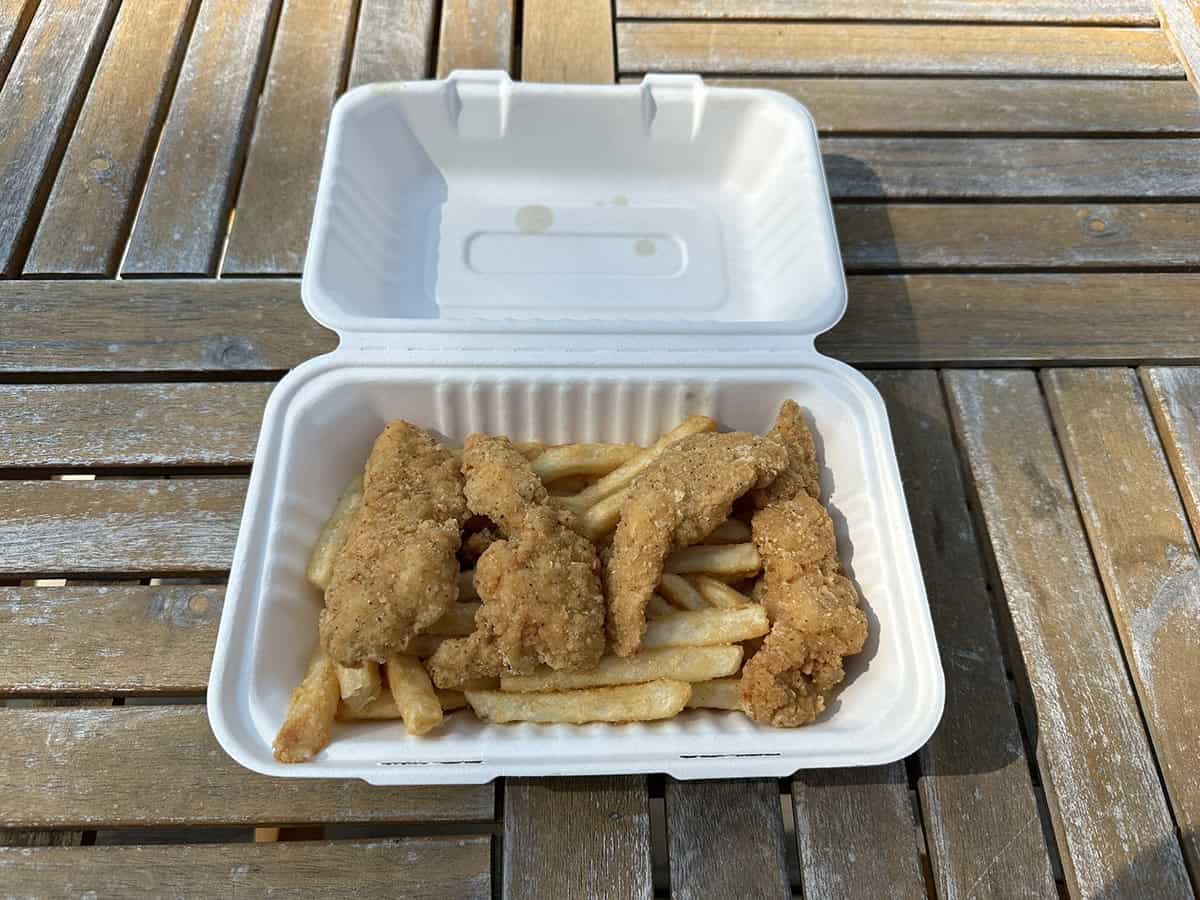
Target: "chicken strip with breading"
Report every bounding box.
[320,421,467,666]
[753,399,820,508]
[605,432,788,657]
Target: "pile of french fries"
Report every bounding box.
[274,416,775,762]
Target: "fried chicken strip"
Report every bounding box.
[320,421,467,665]
[753,399,820,508]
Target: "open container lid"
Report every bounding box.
[302,71,846,342]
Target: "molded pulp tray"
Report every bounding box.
[208,72,944,784]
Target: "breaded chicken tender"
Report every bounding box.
[753,399,821,508]
[320,421,466,665]
[428,436,606,687]
[605,432,788,657]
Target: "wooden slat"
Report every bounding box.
[0,383,269,469]
[820,273,1200,366]
[436,0,515,78]
[792,765,925,899]
[0,479,243,576]
[823,138,1200,199]
[0,705,492,827]
[522,0,614,84]
[0,280,333,375]
[618,23,1184,77]
[1157,0,1200,88]
[222,0,355,275]
[664,779,789,900]
[619,0,1158,24]
[1043,368,1200,874]
[0,0,118,275]
[870,371,1057,899]
[0,837,492,898]
[348,0,437,87]
[22,0,193,277]
[702,78,1200,134]
[1140,367,1200,537]
[122,0,278,276]
[837,204,1200,270]
[0,0,35,89]
[0,584,222,695]
[503,777,652,900]
[944,370,1192,898]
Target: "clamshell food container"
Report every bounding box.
[208,71,945,784]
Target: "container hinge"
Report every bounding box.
[640,73,707,143]
[446,69,512,141]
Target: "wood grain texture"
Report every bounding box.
[792,764,925,899]
[122,0,278,276]
[664,779,789,900]
[1043,368,1200,874]
[0,382,270,469]
[819,273,1200,366]
[503,777,652,900]
[22,0,193,276]
[837,204,1200,270]
[0,479,244,576]
[436,0,514,78]
[0,0,36,90]
[0,584,222,695]
[703,77,1200,134]
[619,0,1158,24]
[522,0,614,84]
[944,370,1192,898]
[0,0,118,275]
[1140,367,1200,538]
[0,837,492,898]
[823,138,1200,199]
[618,22,1184,77]
[0,280,333,374]
[222,0,355,275]
[0,705,492,827]
[1157,0,1200,88]
[870,371,1056,900]
[349,0,437,86]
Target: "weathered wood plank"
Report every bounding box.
[618,22,1184,77]
[870,371,1056,900]
[836,204,1200,270]
[619,0,1158,24]
[0,0,36,89]
[1157,0,1200,90]
[436,0,515,78]
[0,705,492,827]
[222,0,355,275]
[0,383,270,469]
[702,77,1200,134]
[522,0,614,84]
[664,779,789,900]
[0,0,118,275]
[0,479,244,576]
[349,0,437,87]
[1140,367,1200,538]
[792,764,925,899]
[22,0,193,277]
[0,584,222,695]
[944,370,1191,898]
[503,777,652,900]
[1043,368,1200,874]
[122,0,278,276]
[0,837,492,898]
[823,138,1200,199]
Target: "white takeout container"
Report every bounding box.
[208,72,944,784]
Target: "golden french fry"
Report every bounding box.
[305,475,363,590]
[400,634,447,660]
[548,474,594,496]
[334,661,381,712]
[645,592,678,620]
[686,678,743,710]
[273,648,339,763]
[466,679,691,724]
[704,519,752,544]
[532,443,641,482]
[500,645,742,693]
[428,602,480,636]
[458,569,479,601]
[337,688,467,719]
[658,573,707,611]
[576,486,630,540]
[558,416,717,513]
[385,655,443,736]
[691,575,751,609]
[664,543,761,578]
[642,606,770,649]
[516,441,546,461]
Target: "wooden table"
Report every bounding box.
[2,1,1199,897]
